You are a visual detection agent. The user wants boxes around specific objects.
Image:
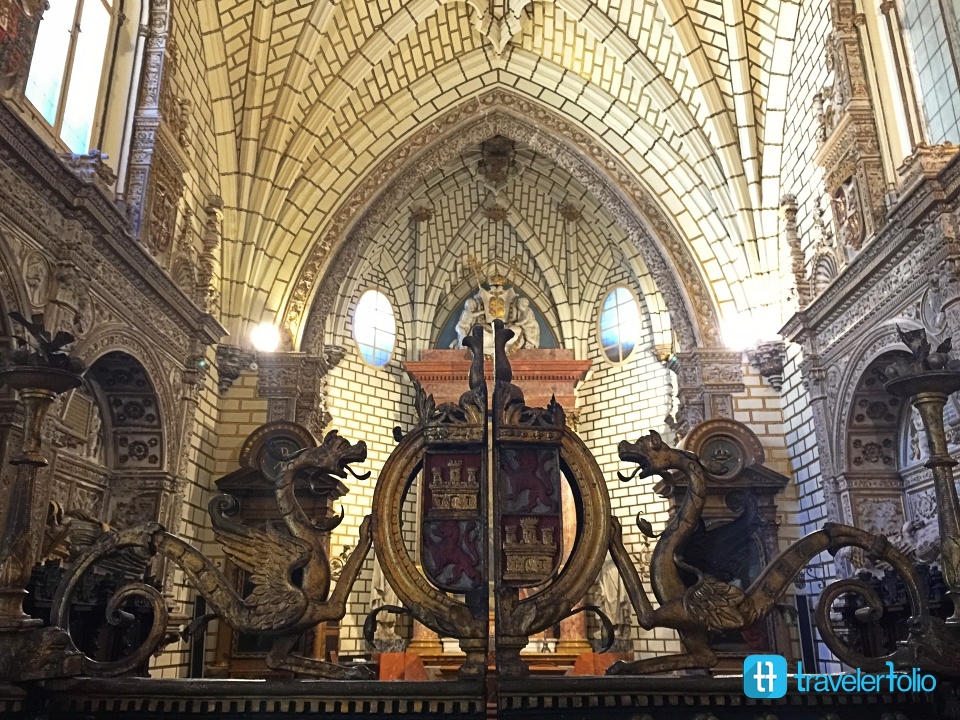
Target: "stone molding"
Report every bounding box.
[255,348,345,438]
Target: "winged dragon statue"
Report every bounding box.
[606,429,960,676]
[51,430,375,678]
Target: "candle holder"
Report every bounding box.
[885,327,960,624]
[0,313,84,680]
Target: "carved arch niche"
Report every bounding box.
[835,351,911,558]
[47,351,169,556]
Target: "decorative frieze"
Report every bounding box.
[675,347,743,426]
[256,348,349,438]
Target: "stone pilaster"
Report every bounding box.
[256,348,346,438]
[674,349,744,437]
[813,0,889,254]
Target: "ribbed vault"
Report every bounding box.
[193,0,800,343]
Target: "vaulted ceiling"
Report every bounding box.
[194,0,800,347]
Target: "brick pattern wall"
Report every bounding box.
[151,350,223,676]
[776,0,840,672]
[576,267,680,657]
[327,266,416,655]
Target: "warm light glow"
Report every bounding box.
[250,323,281,353]
[720,312,781,351]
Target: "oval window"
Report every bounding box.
[598,287,641,363]
[353,290,396,367]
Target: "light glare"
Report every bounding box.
[251,323,281,353]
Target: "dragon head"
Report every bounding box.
[285,430,370,496]
[617,429,697,483]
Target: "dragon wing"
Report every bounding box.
[683,577,746,631]
[215,521,311,613]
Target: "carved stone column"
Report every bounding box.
[256,349,346,439]
[197,195,224,316]
[813,0,889,254]
[125,2,173,236]
[781,195,810,308]
[674,349,744,437]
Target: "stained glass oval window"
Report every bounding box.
[598,287,641,363]
[353,290,396,367]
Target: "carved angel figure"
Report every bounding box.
[453,297,483,349]
[511,297,540,349]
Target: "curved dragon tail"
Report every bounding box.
[739,522,927,672]
[51,524,169,677]
[153,532,303,632]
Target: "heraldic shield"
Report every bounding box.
[421,450,485,593]
[498,445,562,587]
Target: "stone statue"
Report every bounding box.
[86,401,103,461]
[511,297,539,349]
[370,553,403,649]
[595,554,631,642]
[449,279,542,354]
[453,297,483,349]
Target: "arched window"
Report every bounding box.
[353,290,396,367]
[598,287,641,364]
[900,0,960,145]
[24,0,116,152]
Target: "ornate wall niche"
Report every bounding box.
[86,352,164,472]
[784,145,960,537]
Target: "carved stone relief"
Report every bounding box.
[256,348,346,438]
[809,0,889,291]
[21,249,49,308]
[853,496,903,537]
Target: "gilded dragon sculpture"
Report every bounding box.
[606,429,960,676]
[51,430,375,679]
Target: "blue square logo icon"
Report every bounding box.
[743,654,787,699]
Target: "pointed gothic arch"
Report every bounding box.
[295,92,723,357]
